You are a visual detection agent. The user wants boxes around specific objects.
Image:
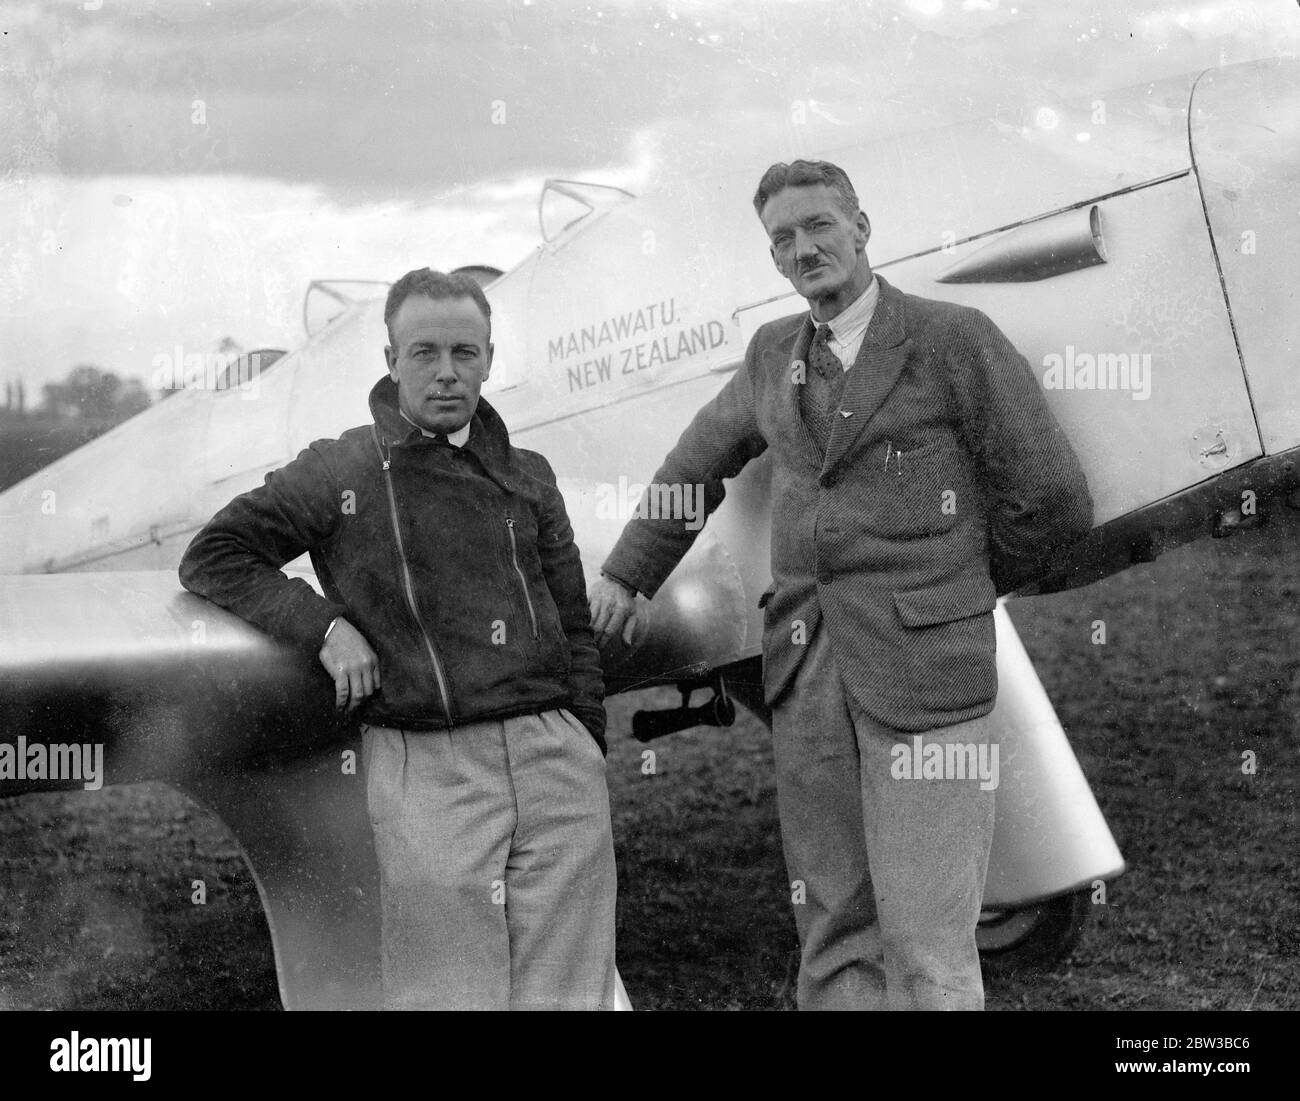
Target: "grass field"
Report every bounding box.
[2,509,1297,1011]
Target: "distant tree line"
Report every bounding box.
[36,365,152,421]
[0,365,156,492]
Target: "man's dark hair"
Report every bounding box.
[752,160,861,221]
[384,268,492,345]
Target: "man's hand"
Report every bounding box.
[589,574,644,649]
[319,617,381,712]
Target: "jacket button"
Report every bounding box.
[818,570,833,585]
[822,472,837,488]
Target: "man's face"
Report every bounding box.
[384,294,493,435]
[759,184,871,307]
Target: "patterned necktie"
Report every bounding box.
[802,324,845,453]
[810,324,841,381]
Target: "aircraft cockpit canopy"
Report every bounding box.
[538,179,634,245]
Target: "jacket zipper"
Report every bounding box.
[504,516,539,639]
[371,427,454,724]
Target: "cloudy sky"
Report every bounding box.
[1,0,1297,396]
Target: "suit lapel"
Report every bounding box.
[821,277,910,476]
[773,314,823,470]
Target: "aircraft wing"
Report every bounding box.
[0,570,381,1009]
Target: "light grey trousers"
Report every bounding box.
[771,627,996,1011]
[361,708,617,1010]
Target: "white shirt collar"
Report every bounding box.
[817,275,879,346]
[400,409,471,447]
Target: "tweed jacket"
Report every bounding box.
[602,275,1093,732]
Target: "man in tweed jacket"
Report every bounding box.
[590,160,1093,1010]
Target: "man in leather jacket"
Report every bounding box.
[180,268,616,1010]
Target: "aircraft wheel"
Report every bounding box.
[976,887,1092,976]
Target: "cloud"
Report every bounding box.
[1136,2,1284,43]
[0,171,557,390]
[2,0,1297,395]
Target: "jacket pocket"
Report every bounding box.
[867,439,965,540]
[504,515,539,639]
[502,507,570,676]
[893,572,997,627]
[892,573,998,713]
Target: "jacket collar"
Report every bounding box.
[367,375,517,487]
[822,274,911,473]
[778,273,908,362]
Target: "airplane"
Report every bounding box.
[1,56,1295,1010]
